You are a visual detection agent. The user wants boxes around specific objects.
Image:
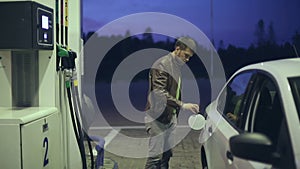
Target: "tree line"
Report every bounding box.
[83,19,300,82]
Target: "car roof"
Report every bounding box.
[238,58,300,78]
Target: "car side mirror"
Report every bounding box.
[229,133,280,164]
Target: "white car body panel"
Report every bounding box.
[200,58,300,169]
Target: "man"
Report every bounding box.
[145,37,199,169]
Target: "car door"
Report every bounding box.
[209,70,257,169]
[241,72,296,169]
[232,72,282,169]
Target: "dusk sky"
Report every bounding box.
[83,0,300,47]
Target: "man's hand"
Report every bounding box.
[182,103,199,114]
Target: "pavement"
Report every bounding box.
[87,127,203,169]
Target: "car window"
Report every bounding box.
[250,75,283,146]
[217,71,255,129]
[288,77,300,122]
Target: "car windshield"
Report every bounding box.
[289,77,300,122]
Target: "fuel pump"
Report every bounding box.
[0,1,90,169]
[0,1,63,169]
[0,0,106,168]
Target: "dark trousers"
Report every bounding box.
[145,115,177,169]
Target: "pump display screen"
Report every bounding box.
[41,15,49,30]
[37,7,53,48]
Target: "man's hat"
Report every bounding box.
[177,37,197,52]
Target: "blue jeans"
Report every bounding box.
[145,115,177,169]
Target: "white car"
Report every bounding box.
[199,58,300,169]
